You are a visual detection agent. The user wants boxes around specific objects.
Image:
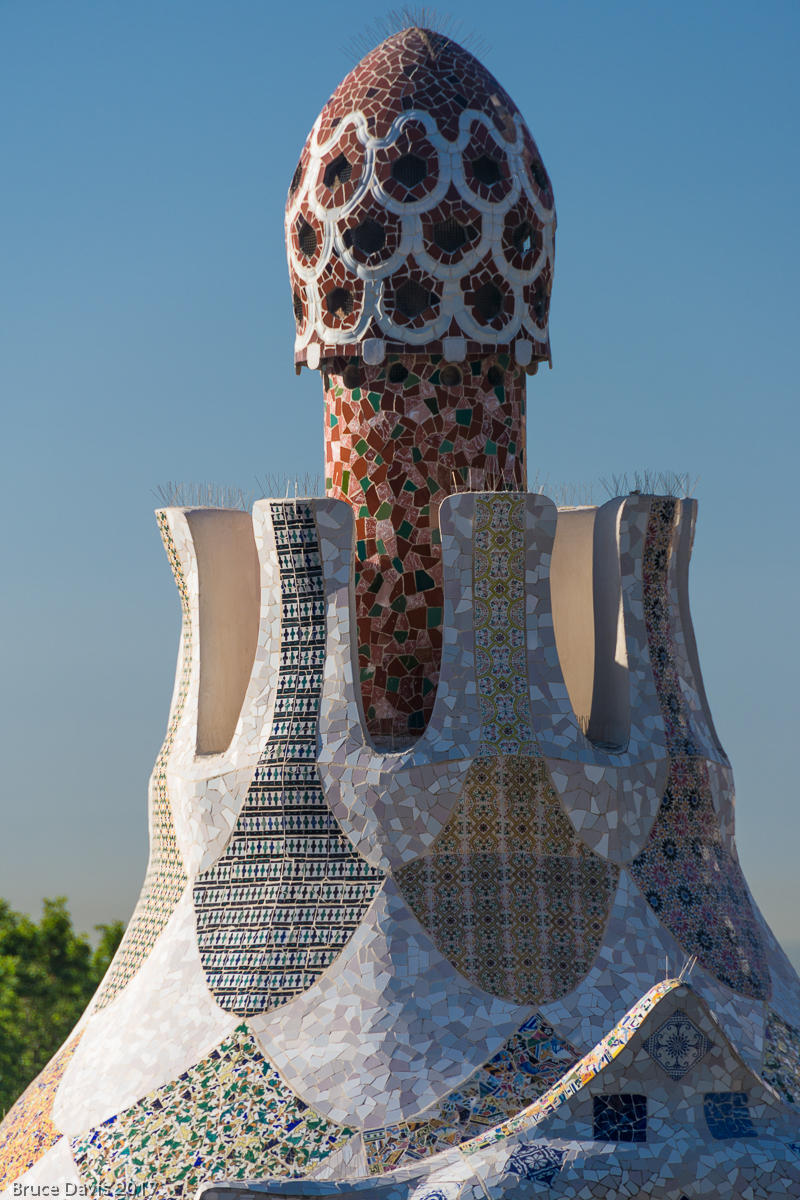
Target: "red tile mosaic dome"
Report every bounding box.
[285,26,555,368]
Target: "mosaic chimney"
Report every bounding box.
[3,24,800,1200]
[285,26,555,739]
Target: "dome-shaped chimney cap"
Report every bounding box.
[286,27,555,370]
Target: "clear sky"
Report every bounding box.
[1,1,798,963]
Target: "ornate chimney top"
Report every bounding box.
[285,27,556,371]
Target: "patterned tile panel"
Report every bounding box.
[71,1024,355,1200]
[504,1143,565,1185]
[0,1034,81,1190]
[396,755,618,1005]
[94,511,190,1008]
[325,355,525,739]
[644,1009,710,1080]
[763,1007,800,1105]
[642,498,699,758]
[363,1012,580,1173]
[629,499,769,1000]
[193,502,384,1013]
[472,493,534,756]
[629,756,769,998]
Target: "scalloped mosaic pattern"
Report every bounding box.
[325,354,524,737]
[396,753,618,1004]
[71,1025,355,1200]
[0,1034,81,1190]
[95,511,189,1009]
[193,503,384,1013]
[763,1008,800,1105]
[285,27,555,363]
[630,500,768,999]
[363,1012,580,1173]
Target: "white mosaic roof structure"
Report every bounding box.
[1,23,798,1200]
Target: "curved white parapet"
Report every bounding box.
[525,495,668,863]
[316,494,483,872]
[167,504,282,877]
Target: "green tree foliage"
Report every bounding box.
[0,898,124,1116]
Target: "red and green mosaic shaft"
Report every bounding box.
[325,353,526,737]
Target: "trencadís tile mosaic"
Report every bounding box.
[193,503,384,1013]
[71,1024,355,1199]
[362,1012,580,1173]
[764,1007,800,1106]
[0,1034,81,1191]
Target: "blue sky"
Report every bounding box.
[1,1,799,961]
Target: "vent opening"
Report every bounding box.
[531,278,548,323]
[486,364,504,386]
[396,280,435,319]
[471,154,502,186]
[326,287,354,319]
[528,156,549,192]
[392,153,427,191]
[512,220,536,255]
[296,218,317,258]
[292,290,304,324]
[289,161,303,195]
[433,218,478,254]
[348,218,386,255]
[474,282,504,321]
[323,154,352,191]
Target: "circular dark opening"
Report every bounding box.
[471,154,502,186]
[326,287,354,318]
[486,364,504,386]
[474,282,504,321]
[289,161,303,195]
[292,290,304,324]
[296,218,317,258]
[392,153,427,191]
[432,219,478,254]
[323,153,352,191]
[342,363,362,389]
[388,362,409,384]
[350,218,386,255]
[528,156,549,192]
[440,364,463,386]
[396,280,435,318]
[512,220,536,255]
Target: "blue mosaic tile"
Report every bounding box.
[504,1143,565,1186]
[703,1092,757,1140]
[593,1094,647,1143]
